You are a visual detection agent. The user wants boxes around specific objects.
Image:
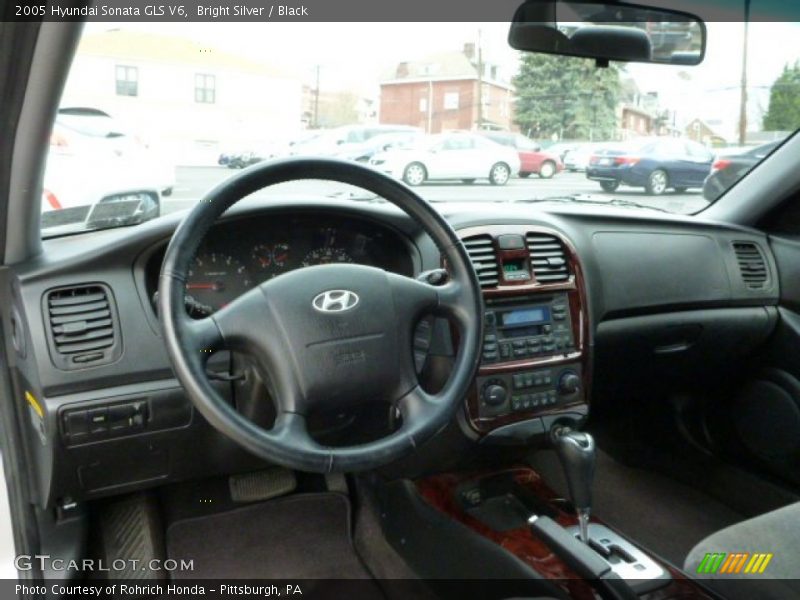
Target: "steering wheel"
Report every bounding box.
[158,158,483,473]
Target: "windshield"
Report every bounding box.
[41,21,800,235]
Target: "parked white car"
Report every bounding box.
[563,142,604,172]
[56,108,174,192]
[42,108,163,229]
[290,124,421,158]
[369,132,521,186]
[333,131,424,163]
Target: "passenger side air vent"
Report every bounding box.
[44,284,121,370]
[526,233,570,283]
[733,242,768,289]
[463,234,499,287]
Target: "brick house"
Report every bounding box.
[379,43,514,134]
[685,118,727,146]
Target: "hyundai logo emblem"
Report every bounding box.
[312,290,360,313]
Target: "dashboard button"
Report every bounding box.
[88,408,108,434]
[64,410,88,438]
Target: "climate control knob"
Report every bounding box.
[482,382,508,406]
[558,371,581,396]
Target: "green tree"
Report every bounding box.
[513,53,623,141]
[763,62,800,131]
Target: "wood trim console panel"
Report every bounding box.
[416,467,714,599]
[456,225,591,435]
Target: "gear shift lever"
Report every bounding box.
[552,427,596,543]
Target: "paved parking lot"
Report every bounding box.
[162,166,710,216]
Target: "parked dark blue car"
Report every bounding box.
[586,138,714,195]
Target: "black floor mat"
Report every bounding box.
[167,492,380,588]
[529,448,744,567]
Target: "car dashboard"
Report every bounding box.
[8,198,780,508]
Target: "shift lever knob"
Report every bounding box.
[553,428,596,542]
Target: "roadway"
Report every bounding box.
[162,166,710,216]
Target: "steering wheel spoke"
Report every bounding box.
[397,384,437,423]
[433,281,473,331]
[183,315,224,362]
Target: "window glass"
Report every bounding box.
[115,65,138,97]
[194,73,215,104]
[443,92,459,110]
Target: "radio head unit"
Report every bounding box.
[482,293,573,364]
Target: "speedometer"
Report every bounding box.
[186,252,253,311]
[301,247,354,267]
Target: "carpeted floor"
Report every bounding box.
[166,492,381,590]
[529,448,745,567]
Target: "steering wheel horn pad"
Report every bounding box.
[158,158,482,473]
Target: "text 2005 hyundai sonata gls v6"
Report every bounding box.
[0,1,799,599]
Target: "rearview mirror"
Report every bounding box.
[509,0,706,65]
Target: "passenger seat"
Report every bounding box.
[684,502,800,599]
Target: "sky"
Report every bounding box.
[83,20,800,138]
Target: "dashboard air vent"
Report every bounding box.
[733,242,768,289]
[45,284,121,369]
[463,234,499,287]
[526,233,570,283]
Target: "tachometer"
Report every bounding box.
[302,247,354,266]
[186,252,253,311]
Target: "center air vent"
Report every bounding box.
[526,233,570,283]
[45,284,121,370]
[733,242,768,289]
[463,234,499,287]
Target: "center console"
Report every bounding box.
[458,225,590,443]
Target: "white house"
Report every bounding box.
[61,29,304,165]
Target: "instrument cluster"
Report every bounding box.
[151,214,415,315]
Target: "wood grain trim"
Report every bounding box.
[457,224,592,434]
[415,467,714,599]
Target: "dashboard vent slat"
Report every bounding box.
[45,285,121,369]
[526,233,570,283]
[733,242,768,289]
[48,300,109,316]
[463,235,499,288]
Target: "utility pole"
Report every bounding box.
[313,64,320,129]
[738,0,750,145]
[427,79,433,134]
[476,28,483,130]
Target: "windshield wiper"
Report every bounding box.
[516,195,672,214]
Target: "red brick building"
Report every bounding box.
[379,44,514,134]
